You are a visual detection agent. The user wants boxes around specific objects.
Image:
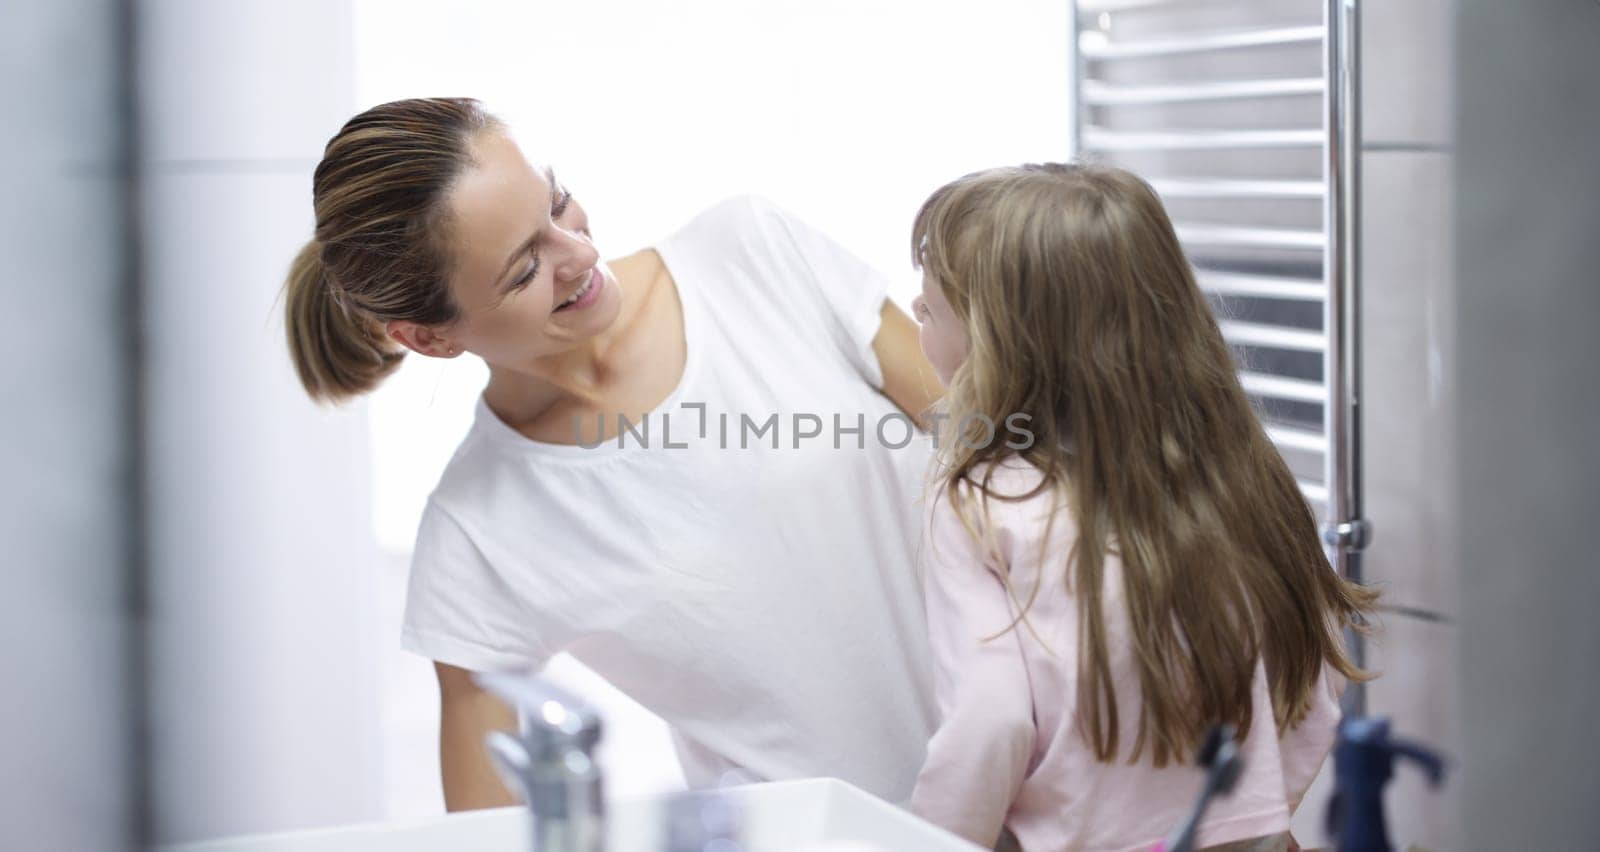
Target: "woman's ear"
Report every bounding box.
[386,319,459,358]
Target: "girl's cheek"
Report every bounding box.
[917,323,937,367]
[923,324,966,385]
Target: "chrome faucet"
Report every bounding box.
[474,671,606,852]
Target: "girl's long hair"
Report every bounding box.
[913,162,1376,766]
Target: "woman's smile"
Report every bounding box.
[553,267,604,313]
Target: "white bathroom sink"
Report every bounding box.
[159,778,984,852]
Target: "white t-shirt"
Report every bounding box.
[401,195,938,803]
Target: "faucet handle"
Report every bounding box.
[485,729,536,804]
[474,672,599,723]
[475,671,603,754]
[474,671,606,852]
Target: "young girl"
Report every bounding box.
[905,163,1376,852]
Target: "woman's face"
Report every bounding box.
[910,271,970,386]
[435,130,622,367]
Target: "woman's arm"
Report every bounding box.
[872,299,944,430]
[435,661,520,811]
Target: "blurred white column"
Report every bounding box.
[137,0,386,843]
[1,2,135,850]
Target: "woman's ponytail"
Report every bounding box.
[283,97,503,404]
[283,239,405,404]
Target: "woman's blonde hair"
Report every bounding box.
[283,97,502,403]
[913,162,1376,767]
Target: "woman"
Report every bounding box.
[283,98,944,809]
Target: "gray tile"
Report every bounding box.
[1362,0,1456,148]
[1348,147,1461,850]
[1359,151,1457,616]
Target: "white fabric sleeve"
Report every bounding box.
[400,501,557,673]
[910,491,1038,848]
[750,196,891,388]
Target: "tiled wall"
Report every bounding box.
[1362,0,1600,848]
[1356,1,1461,848]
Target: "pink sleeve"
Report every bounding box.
[910,492,1038,848]
[1283,664,1347,813]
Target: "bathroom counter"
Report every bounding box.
[158,777,983,852]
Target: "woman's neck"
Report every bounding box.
[481,248,667,434]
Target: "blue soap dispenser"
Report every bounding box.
[1326,716,1446,852]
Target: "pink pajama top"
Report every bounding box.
[910,459,1345,852]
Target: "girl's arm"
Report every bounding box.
[871,299,944,431]
[910,494,1037,847]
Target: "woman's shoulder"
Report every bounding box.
[687,192,797,227]
[422,401,583,514]
[658,192,864,326]
[659,194,806,257]
[416,426,500,519]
